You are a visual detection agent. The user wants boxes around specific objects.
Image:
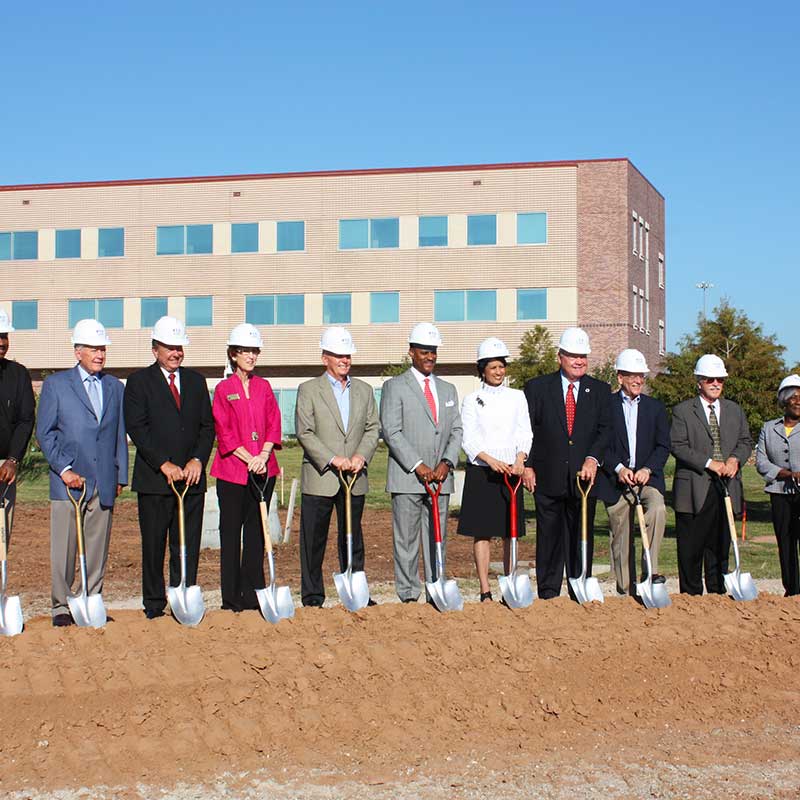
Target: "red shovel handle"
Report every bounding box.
[503,474,522,540]
[424,480,444,544]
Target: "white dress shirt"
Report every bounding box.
[160,366,180,392]
[614,391,640,473]
[410,366,439,418]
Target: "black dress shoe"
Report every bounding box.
[303,600,324,608]
[480,592,493,602]
[651,574,667,585]
[367,599,377,606]
[52,613,73,627]
[401,597,418,604]
[144,609,165,619]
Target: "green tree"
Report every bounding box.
[507,325,559,388]
[650,299,787,438]
[381,356,410,378]
[590,356,618,387]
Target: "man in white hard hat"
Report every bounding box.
[671,354,752,595]
[36,320,128,626]
[522,327,612,601]
[380,323,463,604]
[123,316,214,619]
[0,309,35,544]
[295,327,380,606]
[594,349,670,596]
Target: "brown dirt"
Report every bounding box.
[1,504,800,799]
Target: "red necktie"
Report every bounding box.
[169,372,181,410]
[565,382,576,436]
[424,377,438,424]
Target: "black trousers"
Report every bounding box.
[299,490,366,606]
[533,491,596,600]
[769,493,800,596]
[676,483,730,595]
[216,477,275,611]
[137,491,205,614]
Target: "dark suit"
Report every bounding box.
[524,371,612,599]
[124,363,214,614]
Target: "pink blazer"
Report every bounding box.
[210,373,282,485]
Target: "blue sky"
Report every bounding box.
[2,2,798,362]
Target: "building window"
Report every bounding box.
[658,253,665,288]
[339,218,399,250]
[632,285,638,329]
[141,297,168,328]
[467,214,497,246]
[156,224,213,255]
[370,291,399,323]
[517,288,547,320]
[631,211,638,255]
[434,289,496,322]
[231,223,258,254]
[0,231,38,261]
[418,216,448,247]
[186,224,212,254]
[517,213,547,245]
[638,217,645,260]
[658,320,665,355]
[68,298,123,329]
[56,229,81,259]
[273,388,298,437]
[640,288,646,334]
[339,219,368,249]
[277,221,305,252]
[644,222,650,263]
[98,227,124,258]
[186,295,213,326]
[245,294,304,325]
[323,293,351,324]
[370,218,399,249]
[11,300,37,330]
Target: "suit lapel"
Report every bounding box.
[68,366,97,419]
[151,362,180,416]
[692,396,714,443]
[346,380,362,436]
[613,392,629,461]
[406,370,435,425]
[549,372,568,434]
[319,375,346,435]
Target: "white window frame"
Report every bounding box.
[658,252,665,289]
[658,319,665,355]
[631,211,638,255]
[632,284,639,329]
[638,216,645,261]
[640,288,646,334]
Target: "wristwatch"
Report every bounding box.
[441,458,454,470]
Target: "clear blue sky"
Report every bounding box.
[3,2,798,363]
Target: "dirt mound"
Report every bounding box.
[1,594,800,797]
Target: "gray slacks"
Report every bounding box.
[391,491,449,601]
[50,491,113,616]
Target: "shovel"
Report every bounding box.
[333,469,370,612]
[498,474,533,609]
[66,483,107,628]
[631,487,670,608]
[251,473,294,623]
[167,480,205,626]
[569,475,604,604]
[718,477,758,602]
[424,480,464,612]
[0,485,23,636]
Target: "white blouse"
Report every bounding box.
[461,383,533,466]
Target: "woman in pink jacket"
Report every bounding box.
[211,324,282,611]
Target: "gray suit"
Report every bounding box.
[380,369,462,600]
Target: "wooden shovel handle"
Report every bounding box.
[259,500,273,555]
[0,498,7,562]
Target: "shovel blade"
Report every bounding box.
[168,583,205,626]
[636,578,671,609]
[333,569,370,612]
[0,594,23,636]
[498,571,534,609]
[68,592,107,628]
[569,575,604,604]
[426,577,464,612]
[256,585,295,624]
[724,570,759,602]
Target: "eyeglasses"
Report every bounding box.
[700,377,725,385]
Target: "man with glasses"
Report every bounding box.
[670,354,752,595]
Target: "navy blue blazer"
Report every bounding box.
[594,391,670,504]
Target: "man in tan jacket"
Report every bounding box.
[295,327,380,607]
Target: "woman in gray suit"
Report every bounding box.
[755,374,800,596]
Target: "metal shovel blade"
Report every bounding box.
[636,576,671,609]
[498,569,534,609]
[0,593,23,636]
[333,567,370,612]
[426,575,464,613]
[569,574,605,604]
[724,569,759,602]
[168,583,205,627]
[68,591,107,629]
[256,585,295,623]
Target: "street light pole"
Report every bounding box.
[696,281,714,319]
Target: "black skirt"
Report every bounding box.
[457,463,526,539]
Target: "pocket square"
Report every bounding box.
[445,400,455,407]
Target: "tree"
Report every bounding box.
[507,326,559,388]
[381,356,410,378]
[591,356,618,387]
[650,299,787,439]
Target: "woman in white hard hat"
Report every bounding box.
[755,374,800,596]
[458,338,533,601]
[210,324,282,611]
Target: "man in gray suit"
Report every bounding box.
[671,353,752,595]
[36,320,128,626]
[380,323,463,604]
[295,327,380,607]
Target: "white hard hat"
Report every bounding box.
[0,309,14,333]
[693,353,728,378]
[477,337,510,361]
[614,348,649,374]
[408,322,442,348]
[320,326,356,355]
[227,323,263,348]
[151,316,189,346]
[558,327,591,355]
[778,374,800,397]
[71,318,111,346]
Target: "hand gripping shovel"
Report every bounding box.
[569,475,604,604]
[424,480,463,612]
[66,483,107,628]
[251,473,294,623]
[0,485,23,636]
[719,477,758,602]
[498,474,533,609]
[333,469,370,611]
[167,480,205,626]
[631,487,670,608]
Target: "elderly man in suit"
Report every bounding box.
[380,323,463,604]
[295,327,380,607]
[123,316,215,619]
[671,354,752,595]
[37,319,128,627]
[595,349,670,596]
[522,327,612,601]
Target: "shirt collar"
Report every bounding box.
[160,366,178,381]
[620,390,640,404]
[77,364,100,382]
[325,371,350,390]
[411,366,434,383]
[560,371,580,389]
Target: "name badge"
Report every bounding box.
[227,393,240,401]
[251,431,259,442]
